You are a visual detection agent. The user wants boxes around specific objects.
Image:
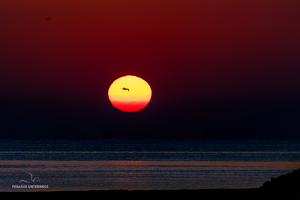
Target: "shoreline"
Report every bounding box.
[2,168,300,199]
[1,189,300,200]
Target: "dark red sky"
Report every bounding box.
[1,0,299,139]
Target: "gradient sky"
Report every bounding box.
[1,0,299,139]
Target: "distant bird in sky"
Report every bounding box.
[122,87,129,91]
[47,17,51,20]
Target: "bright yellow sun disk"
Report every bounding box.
[108,75,152,112]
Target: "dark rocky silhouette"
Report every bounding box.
[260,168,300,193]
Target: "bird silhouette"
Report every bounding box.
[19,172,40,183]
[122,87,129,91]
[47,17,51,20]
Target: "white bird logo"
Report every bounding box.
[19,172,40,183]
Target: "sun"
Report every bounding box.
[108,75,152,112]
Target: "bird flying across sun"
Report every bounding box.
[47,17,51,20]
[108,75,152,112]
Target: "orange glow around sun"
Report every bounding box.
[108,75,152,112]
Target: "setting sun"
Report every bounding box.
[108,75,152,112]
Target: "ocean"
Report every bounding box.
[0,139,300,191]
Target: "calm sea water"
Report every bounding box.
[0,139,300,191]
